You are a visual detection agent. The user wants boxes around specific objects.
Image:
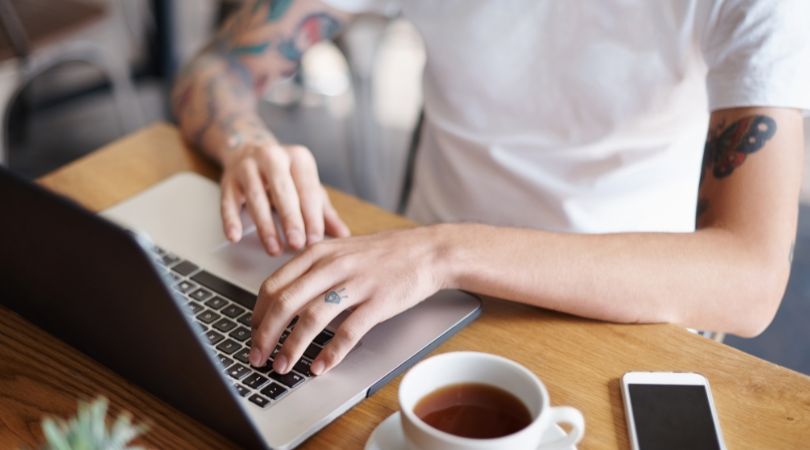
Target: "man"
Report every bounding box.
[173,0,810,378]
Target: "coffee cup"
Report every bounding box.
[398,352,584,450]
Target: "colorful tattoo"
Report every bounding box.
[696,115,777,223]
[703,115,777,180]
[252,0,293,20]
[279,13,341,62]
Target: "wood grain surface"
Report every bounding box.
[2,123,808,449]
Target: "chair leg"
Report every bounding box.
[0,61,22,166]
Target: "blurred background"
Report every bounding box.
[1,0,808,375]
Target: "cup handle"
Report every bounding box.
[542,406,585,449]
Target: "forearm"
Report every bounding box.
[171,51,273,163]
[437,223,791,336]
[171,0,351,164]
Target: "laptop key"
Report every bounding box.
[204,296,228,310]
[172,260,198,276]
[293,358,312,377]
[189,288,213,302]
[161,253,180,267]
[176,280,196,294]
[234,347,251,365]
[270,371,305,389]
[186,301,203,314]
[227,363,251,380]
[303,343,322,360]
[191,270,257,310]
[221,304,245,319]
[216,339,241,355]
[229,326,251,342]
[237,312,252,327]
[196,310,220,324]
[212,318,237,333]
[313,329,334,346]
[206,330,225,345]
[243,373,269,389]
[248,394,270,408]
[260,382,288,400]
[217,354,234,368]
[234,384,249,397]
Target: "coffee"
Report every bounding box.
[413,382,532,439]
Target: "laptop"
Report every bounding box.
[0,168,481,449]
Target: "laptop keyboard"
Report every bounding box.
[150,246,334,409]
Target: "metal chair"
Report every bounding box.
[0,0,142,165]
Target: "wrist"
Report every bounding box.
[425,223,472,291]
[216,114,277,164]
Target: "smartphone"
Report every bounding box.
[621,371,726,450]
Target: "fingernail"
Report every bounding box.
[266,238,280,255]
[227,226,239,242]
[273,354,288,373]
[287,230,304,248]
[249,347,263,367]
[307,234,322,245]
[310,360,325,376]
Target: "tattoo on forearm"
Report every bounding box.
[696,114,777,223]
[279,13,341,62]
[174,0,343,151]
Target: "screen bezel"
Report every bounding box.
[621,371,727,450]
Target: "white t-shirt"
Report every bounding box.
[325,0,810,232]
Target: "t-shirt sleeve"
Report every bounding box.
[320,0,400,15]
[701,0,810,113]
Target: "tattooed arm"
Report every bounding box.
[172,0,353,254]
[248,107,804,375]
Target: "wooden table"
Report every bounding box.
[2,123,809,449]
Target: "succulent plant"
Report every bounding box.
[35,397,146,450]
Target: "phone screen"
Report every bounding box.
[628,384,721,450]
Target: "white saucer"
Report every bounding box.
[365,412,577,450]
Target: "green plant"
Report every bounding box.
[34,397,146,450]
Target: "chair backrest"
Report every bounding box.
[0,0,106,62]
[0,0,30,60]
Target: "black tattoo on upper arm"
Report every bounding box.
[696,114,777,223]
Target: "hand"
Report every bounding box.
[248,226,451,375]
[220,134,350,255]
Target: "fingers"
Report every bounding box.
[289,146,325,245]
[239,160,281,255]
[271,283,352,373]
[311,301,380,375]
[251,243,323,327]
[220,177,243,242]
[224,143,346,255]
[323,189,351,238]
[257,148,306,250]
[250,261,341,368]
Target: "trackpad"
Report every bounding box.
[201,232,294,294]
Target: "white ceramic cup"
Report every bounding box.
[398,352,584,450]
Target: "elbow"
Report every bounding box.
[729,258,790,338]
